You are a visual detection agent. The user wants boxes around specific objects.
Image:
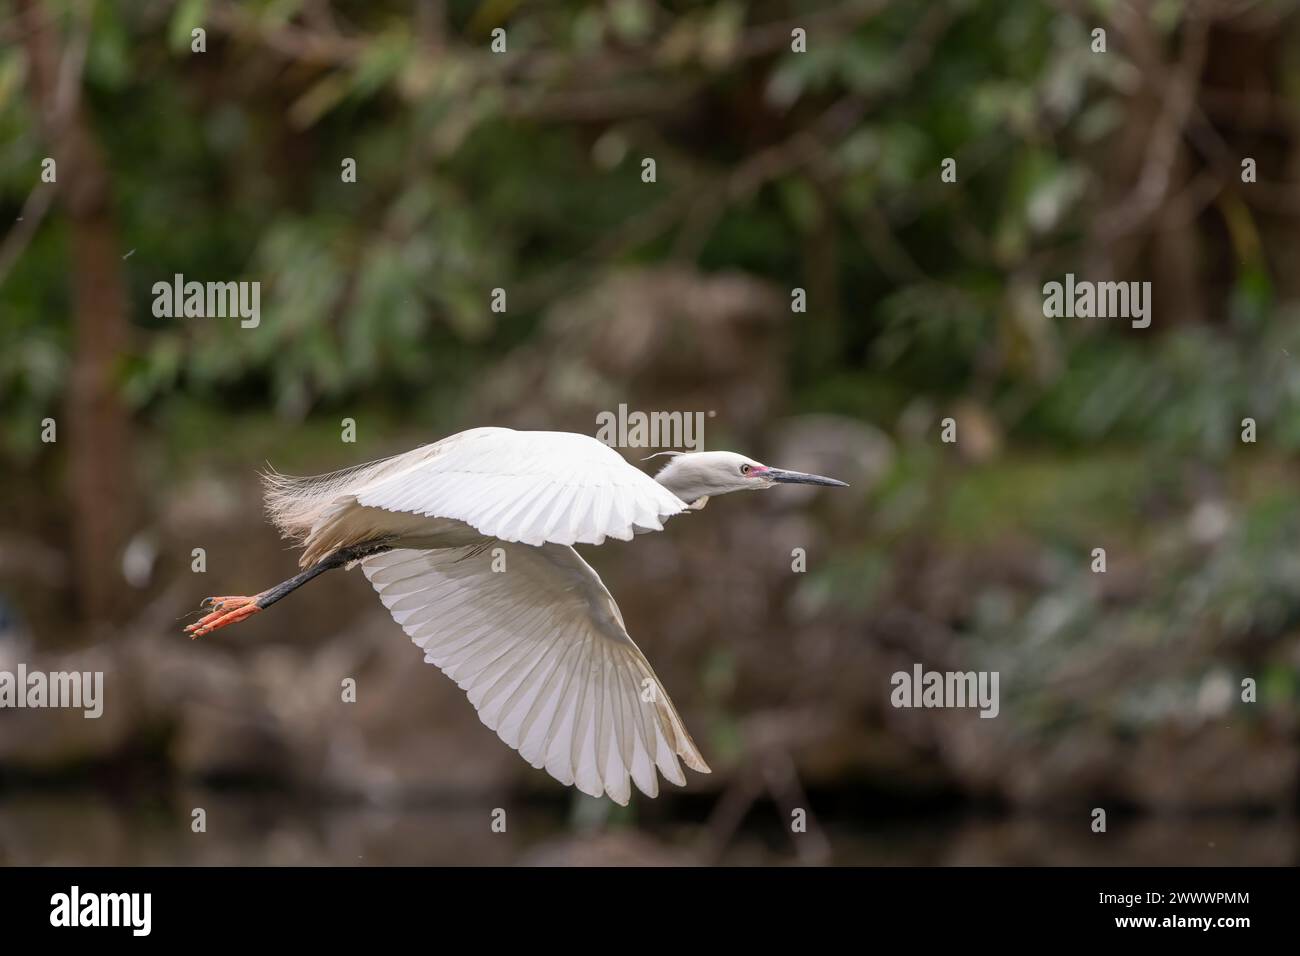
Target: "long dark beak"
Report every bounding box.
[765,467,849,487]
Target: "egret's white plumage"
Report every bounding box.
[194,426,845,804]
[267,427,688,567]
[362,542,707,802]
[263,427,703,802]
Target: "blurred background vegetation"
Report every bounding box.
[1,0,1299,864]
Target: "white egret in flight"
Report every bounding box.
[186,427,847,804]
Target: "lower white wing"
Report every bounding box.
[362,543,710,804]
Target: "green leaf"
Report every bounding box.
[168,0,208,54]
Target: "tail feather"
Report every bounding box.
[264,436,478,565]
[261,453,409,543]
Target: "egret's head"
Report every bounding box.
[652,450,848,505]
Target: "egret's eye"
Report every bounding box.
[740,464,751,475]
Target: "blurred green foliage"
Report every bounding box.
[0,1,1298,829]
[7,0,1299,461]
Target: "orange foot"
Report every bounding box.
[186,595,262,639]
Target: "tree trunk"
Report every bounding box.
[18,0,134,628]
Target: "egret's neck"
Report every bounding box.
[654,466,706,506]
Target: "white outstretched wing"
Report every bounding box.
[362,542,710,804]
[353,428,687,547]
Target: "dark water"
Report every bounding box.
[0,790,1293,865]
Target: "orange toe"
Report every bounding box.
[186,596,260,638]
[200,595,249,610]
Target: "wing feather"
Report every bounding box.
[350,429,687,547]
[362,542,709,804]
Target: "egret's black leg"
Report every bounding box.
[186,541,393,637]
